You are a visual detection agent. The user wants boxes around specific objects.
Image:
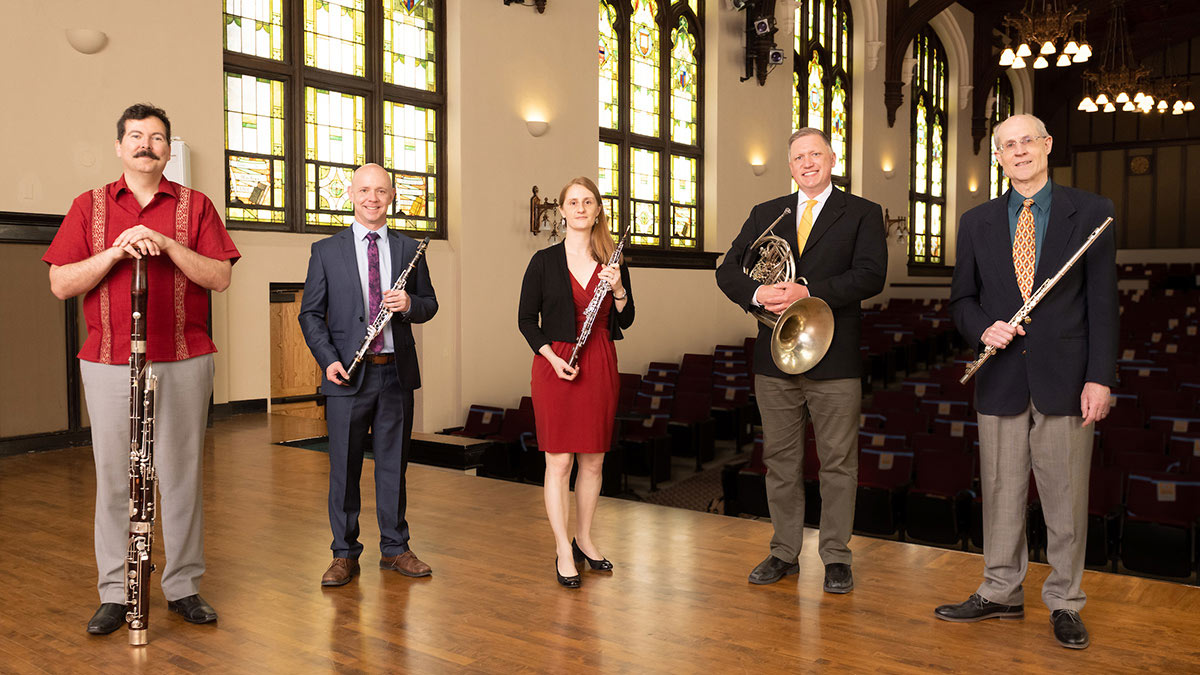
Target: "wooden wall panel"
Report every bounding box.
[1126,175,1153,242]
[269,290,322,399]
[1074,151,1098,194]
[0,244,67,436]
[1100,151,1130,247]
[1155,146,1183,247]
[1188,146,1200,248]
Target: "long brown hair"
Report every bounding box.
[559,177,619,265]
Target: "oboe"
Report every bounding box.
[567,226,631,370]
[959,216,1114,384]
[125,256,158,646]
[344,236,431,381]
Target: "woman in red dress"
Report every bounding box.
[517,177,634,588]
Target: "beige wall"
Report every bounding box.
[0,1,1016,436]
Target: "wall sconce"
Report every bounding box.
[525,119,549,137]
[881,160,896,180]
[503,0,547,12]
[750,160,766,176]
[65,28,108,54]
[884,208,908,244]
[968,178,979,193]
[530,185,563,243]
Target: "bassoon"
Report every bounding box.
[125,256,158,646]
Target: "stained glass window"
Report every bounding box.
[630,148,660,246]
[599,1,703,253]
[304,0,366,77]
[383,101,437,231]
[383,0,437,91]
[670,17,698,145]
[224,0,284,61]
[599,142,621,235]
[629,0,661,138]
[305,87,366,227]
[990,75,1015,200]
[793,1,852,191]
[225,73,286,224]
[224,1,446,236]
[909,28,948,265]
[600,1,620,130]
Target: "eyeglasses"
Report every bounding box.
[999,135,1046,154]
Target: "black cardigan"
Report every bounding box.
[517,242,635,354]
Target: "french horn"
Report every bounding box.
[741,207,835,374]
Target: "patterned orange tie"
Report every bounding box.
[797,199,818,252]
[1013,198,1036,300]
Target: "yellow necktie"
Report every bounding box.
[1013,198,1036,300]
[797,199,818,252]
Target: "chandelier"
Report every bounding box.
[999,0,1091,70]
[1077,1,1196,115]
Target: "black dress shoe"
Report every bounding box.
[555,557,581,588]
[1051,609,1090,649]
[748,555,799,585]
[86,603,126,635]
[572,538,613,571]
[167,594,218,624]
[823,563,854,594]
[934,593,1024,622]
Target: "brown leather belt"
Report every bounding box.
[366,353,394,365]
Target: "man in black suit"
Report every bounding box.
[717,128,887,593]
[299,163,438,587]
[936,114,1116,650]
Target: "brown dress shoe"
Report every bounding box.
[321,557,360,587]
[380,551,432,577]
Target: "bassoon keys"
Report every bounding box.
[125,256,158,646]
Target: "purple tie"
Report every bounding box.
[366,231,383,353]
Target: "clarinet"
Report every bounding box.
[567,226,631,370]
[125,256,158,646]
[344,236,431,381]
[959,217,1114,384]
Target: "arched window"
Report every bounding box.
[599,1,703,252]
[989,75,1015,200]
[909,27,947,265]
[222,0,446,236]
[792,0,852,191]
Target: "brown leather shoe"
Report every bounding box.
[321,557,360,587]
[379,551,432,577]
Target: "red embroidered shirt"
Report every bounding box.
[43,176,241,364]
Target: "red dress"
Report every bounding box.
[531,265,620,453]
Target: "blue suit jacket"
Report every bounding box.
[950,183,1118,416]
[299,227,437,395]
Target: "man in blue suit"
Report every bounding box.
[937,114,1117,650]
[299,163,438,587]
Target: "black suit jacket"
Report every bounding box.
[299,227,438,395]
[716,188,887,379]
[518,242,634,354]
[949,183,1117,416]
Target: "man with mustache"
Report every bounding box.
[44,103,240,635]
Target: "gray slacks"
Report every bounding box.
[976,399,1093,611]
[755,374,860,565]
[81,355,213,603]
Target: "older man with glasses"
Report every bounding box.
[935,114,1117,650]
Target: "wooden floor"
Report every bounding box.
[2,413,1199,674]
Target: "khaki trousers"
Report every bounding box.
[81,355,213,603]
[976,399,1093,611]
[755,374,860,565]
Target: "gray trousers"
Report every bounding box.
[755,374,860,565]
[81,355,213,603]
[976,399,1093,611]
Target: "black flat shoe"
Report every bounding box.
[86,602,126,635]
[748,554,799,585]
[167,594,218,624]
[934,593,1024,622]
[1051,609,1090,649]
[572,538,613,571]
[556,557,581,588]
[823,563,854,594]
